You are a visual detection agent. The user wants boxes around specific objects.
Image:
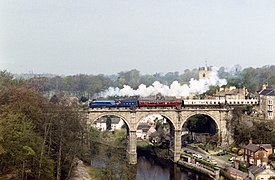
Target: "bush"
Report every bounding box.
[239,163,248,173]
[231,147,239,154]
[238,149,244,156]
[195,158,216,168]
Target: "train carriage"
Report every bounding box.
[138,100,182,107]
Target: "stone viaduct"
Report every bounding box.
[87,107,233,164]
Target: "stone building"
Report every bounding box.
[198,65,212,80]
[248,165,275,180]
[214,86,247,100]
[258,83,275,120]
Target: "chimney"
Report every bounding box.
[262,82,268,90]
[249,139,253,144]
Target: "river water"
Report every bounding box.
[90,145,212,180]
[136,155,212,180]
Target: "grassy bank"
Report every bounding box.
[86,166,101,180]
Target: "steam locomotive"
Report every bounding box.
[89,99,258,108]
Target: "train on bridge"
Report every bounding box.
[89,99,259,108]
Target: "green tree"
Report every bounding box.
[117,69,140,88]
[266,74,275,85]
[0,72,88,179]
[241,68,257,93]
[0,113,54,179]
[0,70,23,90]
[206,85,219,96]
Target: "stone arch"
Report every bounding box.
[181,112,221,145]
[89,112,132,131]
[181,112,220,132]
[135,113,176,131]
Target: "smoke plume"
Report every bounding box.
[100,71,227,97]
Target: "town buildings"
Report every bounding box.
[93,116,124,131]
[244,139,273,166]
[248,165,275,180]
[258,83,275,120]
[214,86,247,100]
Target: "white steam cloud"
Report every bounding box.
[100,71,227,97]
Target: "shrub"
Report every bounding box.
[238,149,244,156]
[231,147,239,154]
[239,163,248,173]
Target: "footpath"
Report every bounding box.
[69,159,92,180]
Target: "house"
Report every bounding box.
[244,139,273,166]
[248,165,275,180]
[214,86,247,100]
[136,123,150,140]
[93,117,124,131]
[258,83,275,120]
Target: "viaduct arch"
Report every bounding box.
[87,108,233,164]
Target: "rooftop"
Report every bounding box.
[245,143,272,152]
[259,87,275,96]
[249,165,265,175]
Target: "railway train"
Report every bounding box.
[89,99,259,108]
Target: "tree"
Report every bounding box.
[0,70,23,90]
[206,86,219,96]
[0,73,88,179]
[25,77,49,92]
[163,72,180,85]
[0,113,54,179]
[266,74,275,85]
[241,68,257,93]
[117,69,140,88]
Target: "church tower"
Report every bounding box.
[198,60,212,80]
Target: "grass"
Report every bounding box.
[137,140,150,147]
[213,154,232,161]
[86,166,101,180]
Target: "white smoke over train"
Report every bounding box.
[100,71,227,97]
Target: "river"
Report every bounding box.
[136,155,212,180]
[90,144,212,180]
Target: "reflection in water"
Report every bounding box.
[90,144,212,180]
[136,156,212,180]
[137,156,171,180]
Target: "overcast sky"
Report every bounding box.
[0,0,275,75]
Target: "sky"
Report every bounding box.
[0,0,275,75]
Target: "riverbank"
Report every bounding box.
[72,142,222,180]
[137,144,216,179]
[69,159,93,180]
[138,143,239,180]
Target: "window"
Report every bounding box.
[268,105,273,111]
[268,100,273,105]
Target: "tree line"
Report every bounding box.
[20,65,275,99]
[0,71,89,179]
